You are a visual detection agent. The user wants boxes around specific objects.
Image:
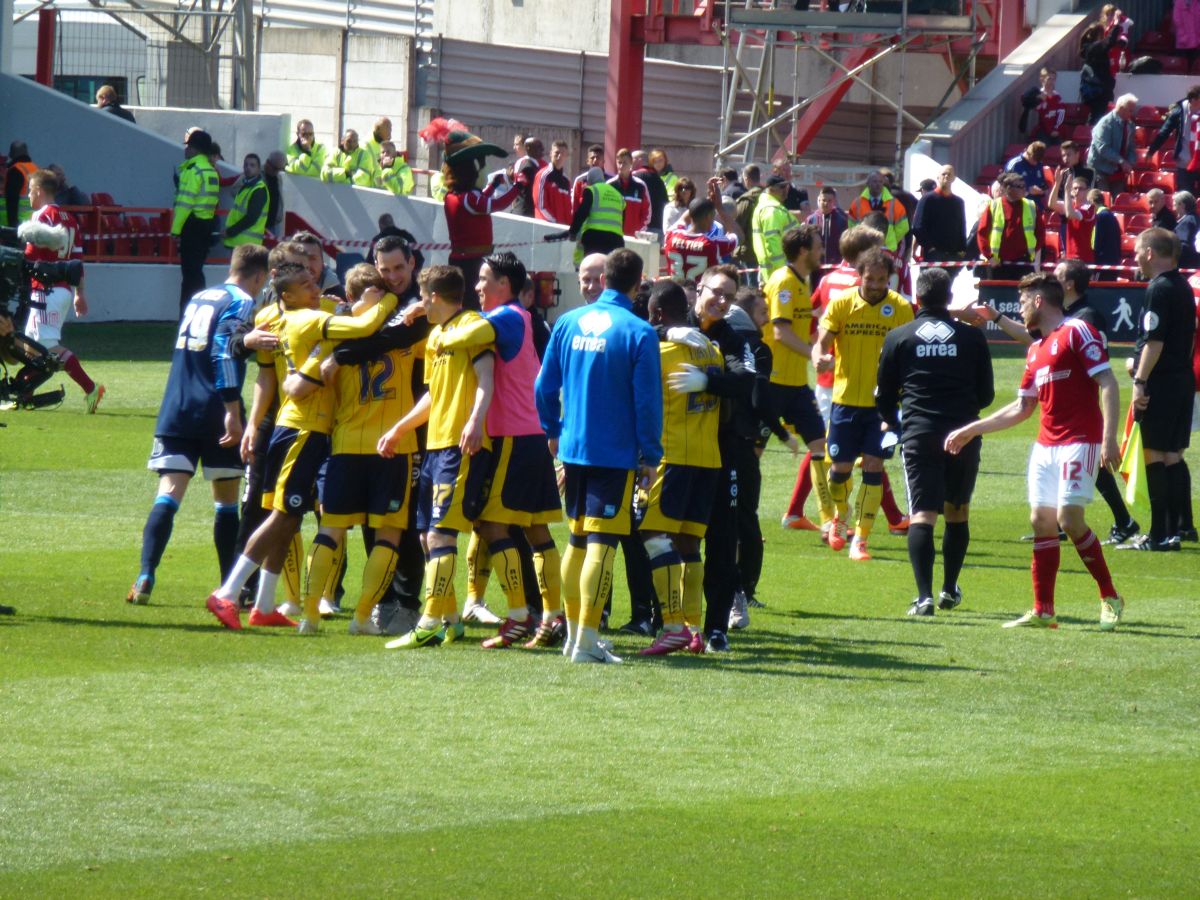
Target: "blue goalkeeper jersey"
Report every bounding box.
[155,282,256,439]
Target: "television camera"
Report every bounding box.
[0,222,84,410]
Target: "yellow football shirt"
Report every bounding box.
[257,297,337,430]
[762,264,812,388]
[425,309,495,451]
[332,343,421,455]
[659,338,723,469]
[277,294,398,435]
[819,288,913,407]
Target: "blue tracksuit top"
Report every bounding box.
[535,288,663,470]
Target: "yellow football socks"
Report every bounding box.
[579,540,616,630]
[303,534,337,624]
[465,530,491,603]
[560,537,586,627]
[532,542,561,618]
[681,552,704,629]
[810,455,835,525]
[488,538,528,620]
[423,546,457,620]
[355,540,398,624]
[854,474,883,540]
[281,530,304,604]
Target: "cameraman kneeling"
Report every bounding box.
[24,169,104,413]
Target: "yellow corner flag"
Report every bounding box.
[1118,420,1149,512]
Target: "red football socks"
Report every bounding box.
[1031,537,1060,616]
[1072,528,1116,598]
[60,351,95,395]
[786,451,814,518]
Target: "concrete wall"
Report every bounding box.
[129,108,290,172]
[84,264,228,321]
[258,27,414,154]
[431,0,608,54]
[0,72,240,208]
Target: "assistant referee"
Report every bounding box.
[1129,227,1198,550]
[876,267,994,617]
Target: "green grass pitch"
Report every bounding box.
[1,323,1197,897]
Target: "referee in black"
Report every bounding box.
[1128,227,1197,551]
[876,267,995,617]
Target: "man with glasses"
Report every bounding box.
[687,264,755,651]
[976,173,1045,280]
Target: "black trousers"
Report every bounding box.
[178,215,213,316]
[703,441,741,638]
[234,416,276,593]
[734,440,764,601]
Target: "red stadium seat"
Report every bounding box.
[1046,211,1063,229]
[1002,143,1026,161]
[1062,103,1088,126]
[1043,145,1063,165]
[1125,213,1153,234]
[1135,148,1160,170]
[1137,30,1170,52]
[102,214,131,256]
[126,215,153,258]
[1120,234,1137,256]
[1137,171,1175,192]
[1110,211,1126,233]
[1112,192,1148,213]
[1071,124,1093,143]
[1135,107,1167,128]
[91,192,115,207]
[1159,56,1189,75]
[978,163,1003,184]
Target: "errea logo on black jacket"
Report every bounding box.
[914,319,957,357]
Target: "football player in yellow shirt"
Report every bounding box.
[638,281,724,655]
[203,262,398,630]
[813,247,913,561]
[378,265,497,649]
[762,224,835,531]
[287,263,425,635]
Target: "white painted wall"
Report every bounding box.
[430,0,608,54]
[257,27,414,154]
[130,107,290,173]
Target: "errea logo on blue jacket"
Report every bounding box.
[572,309,612,352]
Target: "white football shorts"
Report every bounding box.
[24,286,73,347]
[1027,441,1100,509]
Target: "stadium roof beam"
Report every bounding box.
[725,8,976,36]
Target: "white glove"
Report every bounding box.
[668,363,708,394]
[665,326,709,349]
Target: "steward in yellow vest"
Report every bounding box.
[223,154,269,248]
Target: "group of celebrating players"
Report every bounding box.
[120,189,1196,656]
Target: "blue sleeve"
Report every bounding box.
[631,325,664,467]
[488,305,526,363]
[211,295,254,401]
[535,322,565,438]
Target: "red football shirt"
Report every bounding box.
[663,227,737,279]
[25,203,83,290]
[812,263,859,388]
[1064,204,1097,263]
[1036,90,1065,136]
[1019,317,1110,445]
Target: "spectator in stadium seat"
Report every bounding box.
[377,142,415,196]
[321,130,376,187]
[1147,85,1200,197]
[46,164,88,209]
[95,84,135,124]
[805,186,849,265]
[1060,140,1095,187]
[1020,66,1065,145]
[1173,191,1200,268]
[977,172,1044,279]
[663,177,696,232]
[1088,188,1124,278]
[1079,23,1119,124]
[1088,93,1138,194]
[912,164,966,262]
[1146,188,1177,232]
[632,149,668,234]
[1005,141,1050,207]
